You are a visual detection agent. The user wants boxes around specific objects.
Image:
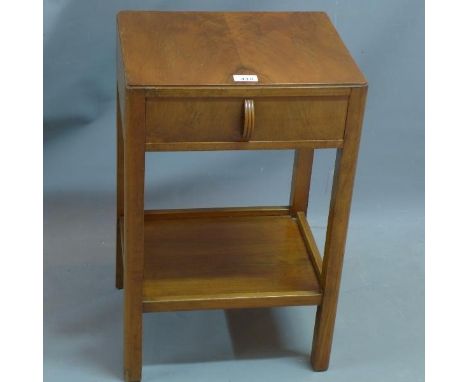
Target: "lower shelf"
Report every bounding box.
[134,208,322,312]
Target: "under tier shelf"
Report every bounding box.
[120,207,323,312]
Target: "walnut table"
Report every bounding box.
[116,11,367,382]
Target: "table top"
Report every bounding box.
[117,11,366,88]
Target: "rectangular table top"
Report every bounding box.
[117,11,366,88]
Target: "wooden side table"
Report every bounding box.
[116,11,367,382]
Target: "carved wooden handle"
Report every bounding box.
[243,99,255,141]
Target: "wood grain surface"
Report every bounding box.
[145,96,348,144]
[117,11,366,87]
[142,214,322,312]
[116,11,368,381]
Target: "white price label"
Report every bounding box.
[233,74,258,82]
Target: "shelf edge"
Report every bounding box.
[143,291,322,312]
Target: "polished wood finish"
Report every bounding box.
[242,99,255,141]
[117,11,366,87]
[116,11,367,381]
[122,89,146,382]
[145,139,344,152]
[145,96,348,146]
[142,213,322,312]
[296,211,323,281]
[144,206,291,219]
[290,149,314,215]
[118,208,323,311]
[145,86,351,98]
[115,89,124,290]
[311,87,367,371]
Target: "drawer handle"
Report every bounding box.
[243,99,255,141]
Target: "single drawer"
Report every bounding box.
[146,96,348,144]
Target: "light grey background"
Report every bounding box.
[44,1,424,381]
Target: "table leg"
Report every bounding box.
[123,90,145,382]
[290,148,314,215]
[311,87,367,371]
[116,88,124,290]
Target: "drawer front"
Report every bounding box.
[146,96,348,144]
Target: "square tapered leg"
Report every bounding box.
[311,87,367,370]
